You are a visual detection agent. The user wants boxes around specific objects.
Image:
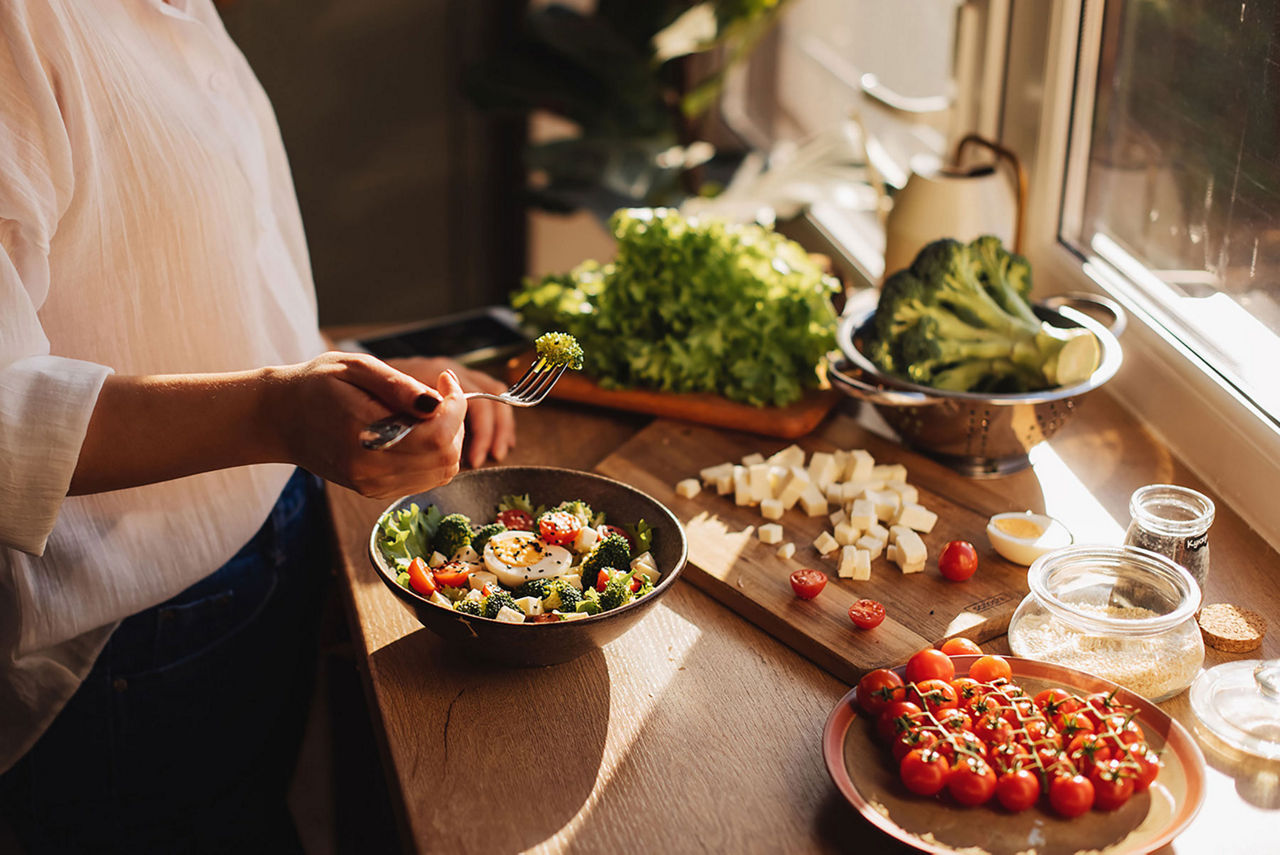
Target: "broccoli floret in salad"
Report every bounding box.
[471,522,506,553]
[513,578,583,613]
[546,499,596,528]
[580,533,632,583]
[576,588,603,615]
[482,588,519,619]
[453,598,484,616]
[434,513,473,558]
[534,331,584,370]
[598,571,637,611]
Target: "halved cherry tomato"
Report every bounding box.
[905,648,956,683]
[856,668,905,717]
[849,598,886,629]
[900,748,950,796]
[789,568,827,600]
[877,701,923,742]
[596,569,612,592]
[1049,773,1095,817]
[969,655,1013,684]
[406,557,436,596]
[995,768,1041,812]
[947,755,997,806]
[495,508,534,531]
[432,560,471,588]
[1089,759,1136,811]
[938,540,979,581]
[907,678,959,715]
[940,637,983,655]
[538,510,581,546]
[597,524,634,551]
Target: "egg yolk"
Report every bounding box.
[490,533,547,567]
[995,516,1045,539]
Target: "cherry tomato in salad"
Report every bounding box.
[969,655,1013,684]
[940,637,983,656]
[789,568,827,600]
[1049,774,1096,818]
[947,755,997,806]
[432,560,471,588]
[938,540,979,581]
[849,598,886,629]
[406,557,436,596]
[900,748,950,796]
[995,768,1041,812]
[1089,759,1136,811]
[905,648,956,683]
[537,510,581,546]
[495,508,534,531]
[597,523,634,551]
[856,668,905,717]
[595,568,642,594]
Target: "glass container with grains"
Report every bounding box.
[1123,484,1214,594]
[1008,545,1205,702]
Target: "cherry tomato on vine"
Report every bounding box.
[1124,742,1162,791]
[947,756,997,806]
[969,655,1013,684]
[900,748,950,796]
[995,768,1041,812]
[938,540,979,581]
[907,678,960,715]
[537,510,581,546]
[849,598,886,629]
[1089,759,1136,811]
[1034,687,1079,717]
[905,648,956,683]
[940,637,983,655]
[856,668,905,717]
[495,508,534,531]
[1049,773,1096,818]
[789,568,828,600]
[892,728,940,763]
[877,701,923,742]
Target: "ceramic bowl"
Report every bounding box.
[368,466,688,667]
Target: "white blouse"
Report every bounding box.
[0,0,327,768]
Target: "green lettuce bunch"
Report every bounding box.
[511,208,839,407]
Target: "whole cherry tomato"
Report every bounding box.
[950,677,985,706]
[988,741,1032,776]
[1089,759,1136,811]
[495,508,534,531]
[1049,773,1096,818]
[938,540,979,581]
[877,701,924,743]
[856,668,905,717]
[969,655,1013,684]
[538,510,581,546]
[1053,711,1096,743]
[972,711,1015,746]
[406,557,436,596]
[935,707,973,734]
[934,730,989,765]
[900,748,950,796]
[789,568,828,600]
[947,755,997,806]
[1124,742,1162,791]
[940,637,983,655]
[597,523,635,551]
[905,648,956,683]
[849,598,886,629]
[1067,733,1114,775]
[907,679,960,715]
[995,768,1041,812]
[1034,687,1080,717]
[1098,712,1146,748]
[892,728,940,763]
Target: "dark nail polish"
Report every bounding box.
[415,393,439,413]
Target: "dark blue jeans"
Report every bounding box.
[1,469,332,855]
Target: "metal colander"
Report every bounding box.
[828,289,1125,477]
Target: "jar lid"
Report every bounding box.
[1190,659,1280,759]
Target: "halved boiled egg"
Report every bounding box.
[483,530,574,588]
[986,511,1073,565]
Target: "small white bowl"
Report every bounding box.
[986,511,1073,565]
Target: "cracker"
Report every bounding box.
[1197,602,1267,653]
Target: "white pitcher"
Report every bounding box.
[882,134,1026,280]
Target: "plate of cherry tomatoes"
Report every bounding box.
[823,649,1206,854]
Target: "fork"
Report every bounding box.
[358,360,569,451]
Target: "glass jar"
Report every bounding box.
[1008,545,1205,702]
[1123,484,1214,594]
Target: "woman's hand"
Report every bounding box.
[386,357,516,468]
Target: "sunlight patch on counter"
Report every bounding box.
[1028,443,1125,543]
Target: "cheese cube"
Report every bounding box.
[557,572,583,591]
[808,451,841,490]
[455,545,480,564]
[714,472,734,495]
[886,544,898,563]
[838,546,872,581]
[829,508,849,528]
[675,478,702,499]
[429,591,453,608]
[733,466,752,506]
[464,587,484,602]
[813,530,840,556]
[768,465,790,495]
[631,561,660,585]
[741,452,766,466]
[847,499,876,530]
[560,611,589,622]
[872,463,908,483]
[867,489,901,521]
[798,484,829,517]
[887,524,912,545]
[822,480,846,503]
[837,482,865,503]
[428,551,448,569]
[856,534,885,560]
[776,466,810,510]
[834,520,861,546]
[468,570,499,591]
[514,596,544,616]
[495,605,526,623]
[748,463,772,503]
[894,503,938,533]
[573,524,599,553]
[845,449,874,483]
[895,529,928,568]
[757,523,784,544]
[776,542,796,560]
[768,444,807,469]
[699,461,734,485]
[885,480,919,506]
[760,498,784,521]
[867,522,889,543]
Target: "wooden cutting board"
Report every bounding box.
[506,353,841,440]
[594,414,1032,685]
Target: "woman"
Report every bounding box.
[0,1,514,851]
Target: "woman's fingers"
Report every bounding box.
[336,352,441,416]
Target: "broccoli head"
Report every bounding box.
[453,598,484,616]
[865,236,1100,392]
[482,588,519,619]
[547,500,594,528]
[434,514,473,558]
[598,571,636,611]
[580,534,632,584]
[471,522,506,554]
[545,580,583,612]
[534,331,584,370]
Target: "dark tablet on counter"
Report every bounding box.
[339,306,532,366]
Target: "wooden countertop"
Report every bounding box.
[326,391,1280,854]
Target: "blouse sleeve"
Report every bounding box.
[0,11,113,556]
